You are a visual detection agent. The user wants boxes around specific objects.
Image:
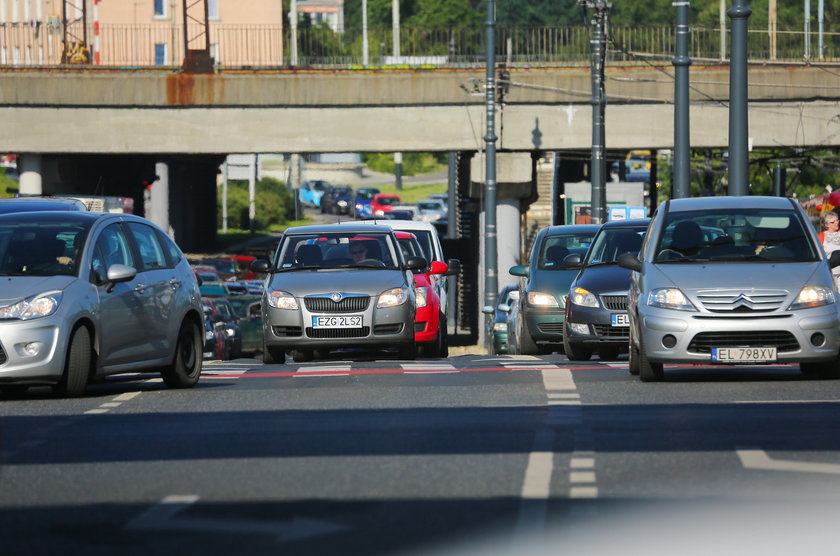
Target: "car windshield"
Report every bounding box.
[585,227,647,265]
[654,208,818,263]
[397,236,424,262]
[418,201,442,211]
[356,189,379,200]
[538,232,595,270]
[377,196,400,206]
[199,259,236,273]
[275,231,401,270]
[0,219,89,277]
[408,230,435,262]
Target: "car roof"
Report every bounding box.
[545,224,601,235]
[0,209,104,224]
[0,197,87,213]
[351,219,438,232]
[284,223,396,235]
[599,218,651,229]
[663,196,797,213]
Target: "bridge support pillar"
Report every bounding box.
[18,154,43,195]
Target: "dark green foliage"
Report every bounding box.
[218,177,295,231]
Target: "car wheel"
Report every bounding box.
[291,349,313,363]
[398,341,417,360]
[54,325,92,397]
[800,359,840,379]
[439,318,449,358]
[638,334,664,382]
[598,347,620,361]
[518,319,539,355]
[161,320,203,388]
[628,341,641,376]
[563,325,592,361]
[262,343,285,364]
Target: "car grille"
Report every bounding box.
[688,331,800,353]
[696,290,788,313]
[601,295,628,311]
[304,295,370,313]
[375,324,404,335]
[0,346,6,364]
[592,324,630,339]
[272,326,302,337]
[537,323,564,334]
[306,326,370,339]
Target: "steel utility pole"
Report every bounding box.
[483,0,499,310]
[728,0,751,196]
[584,0,610,223]
[672,0,691,199]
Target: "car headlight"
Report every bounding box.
[647,287,696,311]
[569,287,597,308]
[415,286,429,308]
[789,285,835,310]
[224,328,235,337]
[527,291,559,307]
[0,291,62,320]
[493,322,508,332]
[378,287,409,308]
[374,209,385,216]
[205,329,215,341]
[267,290,298,310]
[338,200,348,207]
[356,203,363,210]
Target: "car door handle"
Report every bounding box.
[134,283,147,292]
[168,278,181,288]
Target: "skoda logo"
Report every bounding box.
[330,292,342,302]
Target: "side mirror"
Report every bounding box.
[429,261,448,275]
[830,250,840,269]
[105,263,137,293]
[251,259,273,274]
[563,253,583,268]
[405,256,427,271]
[481,305,494,315]
[618,252,643,272]
[509,290,520,300]
[509,264,530,277]
[445,258,461,276]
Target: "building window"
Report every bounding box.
[154,0,165,17]
[208,0,219,20]
[154,43,167,66]
[210,43,219,65]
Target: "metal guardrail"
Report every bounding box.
[0,23,837,69]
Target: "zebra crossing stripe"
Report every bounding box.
[401,363,458,373]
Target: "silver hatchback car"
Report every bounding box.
[252,224,425,363]
[620,196,840,381]
[0,211,205,397]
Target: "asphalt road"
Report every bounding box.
[2,351,840,555]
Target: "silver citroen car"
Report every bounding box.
[0,211,204,397]
[252,224,425,363]
[620,196,840,381]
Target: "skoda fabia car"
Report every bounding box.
[620,196,840,381]
[252,224,425,363]
[0,211,204,397]
[563,219,650,361]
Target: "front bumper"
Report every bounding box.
[0,320,66,385]
[564,304,630,349]
[637,304,840,365]
[523,307,565,343]
[414,303,440,343]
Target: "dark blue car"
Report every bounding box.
[320,185,353,215]
[353,187,380,219]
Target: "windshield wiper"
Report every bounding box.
[274,265,322,272]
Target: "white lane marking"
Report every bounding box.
[548,393,580,399]
[571,457,595,469]
[401,363,458,373]
[113,392,141,402]
[569,486,599,499]
[99,402,121,408]
[737,448,840,474]
[126,494,347,541]
[542,368,575,392]
[84,408,110,414]
[570,471,597,483]
[513,428,555,541]
[604,363,627,368]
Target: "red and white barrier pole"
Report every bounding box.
[93,0,100,64]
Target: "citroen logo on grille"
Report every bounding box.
[330,292,343,302]
[732,293,753,308]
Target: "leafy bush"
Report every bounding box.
[218,177,295,231]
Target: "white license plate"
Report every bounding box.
[611,313,629,327]
[711,347,777,362]
[312,315,363,328]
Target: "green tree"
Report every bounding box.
[218,177,295,232]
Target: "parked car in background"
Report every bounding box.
[227,294,263,357]
[205,296,243,359]
[353,187,380,218]
[197,256,238,281]
[563,219,650,361]
[0,196,87,213]
[415,199,447,223]
[0,211,204,397]
[620,196,840,381]
[482,285,519,355]
[508,224,600,355]
[251,224,425,363]
[321,185,353,215]
[370,193,401,217]
[299,180,332,209]
[395,231,449,357]
[202,297,231,360]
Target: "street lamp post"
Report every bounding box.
[584,0,610,224]
[672,1,691,199]
[728,0,751,196]
[483,0,499,311]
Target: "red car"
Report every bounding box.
[395,231,449,357]
[370,193,401,217]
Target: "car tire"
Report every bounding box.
[161,320,203,389]
[563,326,592,361]
[398,342,417,360]
[439,318,449,358]
[518,319,539,355]
[800,359,840,379]
[262,343,285,364]
[638,335,664,382]
[291,349,313,363]
[598,347,620,361]
[628,341,641,376]
[54,325,92,397]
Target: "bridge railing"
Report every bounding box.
[0,23,837,69]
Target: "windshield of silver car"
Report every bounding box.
[275,232,401,270]
[654,209,819,263]
[0,221,89,277]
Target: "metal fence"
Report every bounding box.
[0,23,837,69]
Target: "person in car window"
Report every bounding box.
[819,212,840,288]
[350,243,369,263]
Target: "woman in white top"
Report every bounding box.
[819,212,840,289]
